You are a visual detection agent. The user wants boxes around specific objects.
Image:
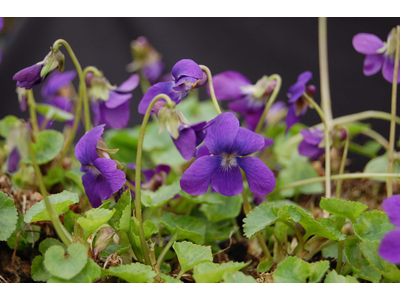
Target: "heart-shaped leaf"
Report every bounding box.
[77,208,116,234]
[24,130,64,165]
[243,202,279,239]
[200,194,242,223]
[223,272,257,283]
[0,192,18,241]
[354,211,395,242]
[44,243,88,280]
[320,197,368,222]
[0,115,21,138]
[324,270,359,283]
[101,263,156,283]
[31,255,52,282]
[173,241,213,274]
[141,179,181,207]
[24,190,79,223]
[47,259,101,283]
[193,261,250,283]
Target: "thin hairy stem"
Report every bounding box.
[156,233,177,269]
[27,89,39,135]
[336,127,350,197]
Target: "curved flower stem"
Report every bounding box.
[241,189,271,259]
[285,110,400,148]
[386,26,400,197]
[336,126,350,198]
[199,65,222,115]
[27,89,39,136]
[273,172,400,194]
[280,220,304,255]
[135,93,176,266]
[125,180,136,193]
[303,93,331,198]
[361,128,389,150]
[318,17,333,122]
[156,232,177,269]
[52,39,91,132]
[28,142,72,246]
[255,74,282,134]
[138,72,151,95]
[82,66,102,79]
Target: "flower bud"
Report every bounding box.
[156,102,189,139]
[87,73,116,101]
[40,46,65,78]
[93,226,115,256]
[253,76,276,99]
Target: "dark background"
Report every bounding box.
[1,17,399,170]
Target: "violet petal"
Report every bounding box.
[75,124,105,166]
[114,74,140,93]
[171,59,203,81]
[105,91,132,109]
[378,228,400,264]
[208,71,251,100]
[230,127,265,156]
[363,54,384,76]
[211,164,243,196]
[352,33,384,55]
[382,195,400,226]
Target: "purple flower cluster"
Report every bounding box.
[353,28,400,83]
[298,128,325,160]
[75,124,126,208]
[378,195,400,264]
[181,112,276,197]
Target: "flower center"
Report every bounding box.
[221,153,238,169]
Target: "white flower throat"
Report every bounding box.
[221,153,238,169]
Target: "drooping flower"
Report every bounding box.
[126,36,165,84]
[88,73,139,129]
[378,195,400,264]
[141,164,171,192]
[208,71,276,131]
[180,112,276,197]
[7,148,20,173]
[37,70,77,129]
[138,59,206,115]
[285,71,315,133]
[298,128,325,159]
[75,124,126,208]
[16,87,28,112]
[13,46,65,90]
[154,101,209,160]
[353,28,400,83]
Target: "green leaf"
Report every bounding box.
[343,236,361,272]
[47,259,101,283]
[243,202,279,239]
[364,153,400,181]
[277,153,323,197]
[200,194,242,223]
[7,214,41,250]
[159,273,183,283]
[35,103,74,121]
[39,238,67,255]
[223,272,257,283]
[173,241,213,274]
[324,270,359,283]
[349,141,381,158]
[257,257,274,273]
[179,190,224,205]
[43,168,65,189]
[320,197,368,222]
[101,263,156,283]
[131,219,159,240]
[63,210,80,234]
[27,130,64,165]
[309,260,330,283]
[159,212,206,244]
[353,211,395,242]
[65,168,84,192]
[100,244,131,256]
[359,240,400,281]
[31,255,52,282]
[44,243,88,280]
[109,189,131,232]
[77,208,116,234]
[355,259,382,283]
[24,190,79,223]
[0,116,21,138]
[0,192,18,241]
[141,179,181,207]
[193,261,250,283]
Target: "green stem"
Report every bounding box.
[303,240,336,260]
[284,110,400,148]
[138,72,151,95]
[361,128,389,150]
[199,65,222,115]
[336,241,343,274]
[280,220,304,255]
[255,74,282,133]
[125,180,136,193]
[53,39,91,132]
[303,93,331,198]
[28,142,72,246]
[273,172,400,194]
[387,26,400,197]
[241,190,271,259]
[27,89,39,135]
[176,269,185,280]
[318,17,333,122]
[82,66,102,79]
[127,229,142,263]
[336,126,350,198]
[135,93,176,266]
[156,233,177,269]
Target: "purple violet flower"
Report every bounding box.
[13,64,45,90]
[285,71,316,133]
[141,164,171,191]
[172,122,208,161]
[88,74,139,129]
[180,112,276,197]
[208,71,276,131]
[7,148,20,173]
[75,124,126,208]
[298,128,325,160]
[378,195,400,264]
[138,59,205,115]
[353,28,400,83]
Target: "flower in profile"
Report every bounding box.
[285,71,315,133]
[75,124,126,208]
[141,164,171,191]
[138,59,206,114]
[154,101,209,160]
[126,36,164,84]
[38,70,77,129]
[180,112,276,197]
[88,73,139,129]
[378,195,400,264]
[16,87,28,112]
[298,128,325,160]
[208,71,276,131]
[353,28,400,83]
[13,46,65,90]
[7,148,20,173]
